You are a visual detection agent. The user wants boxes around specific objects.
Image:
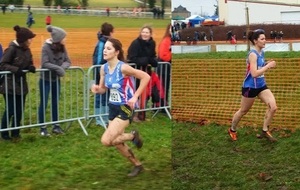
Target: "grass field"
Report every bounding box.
[2,10,300,189]
[0,114,172,190]
[0,12,171,190]
[172,52,300,189]
[172,123,300,190]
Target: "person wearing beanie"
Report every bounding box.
[0,25,36,141]
[38,25,71,136]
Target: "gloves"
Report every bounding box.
[28,65,36,73]
[15,68,25,77]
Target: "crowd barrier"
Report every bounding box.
[0,62,171,136]
[5,7,171,19]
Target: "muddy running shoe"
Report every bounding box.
[131,130,143,149]
[257,130,277,142]
[127,165,144,177]
[228,128,237,141]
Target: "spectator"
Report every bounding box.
[152,7,157,19]
[0,25,36,140]
[230,34,237,44]
[38,25,71,136]
[273,30,278,42]
[8,4,15,13]
[193,31,200,41]
[57,5,61,13]
[243,31,247,42]
[1,4,6,14]
[127,25,158,122]
[161,8,165,19]
[106,7,110,17]
[278,31,283,42]
[226,30,233,42]
[157,23,172,110]
[209,27,214,41]
[181,22,186,30]
[26,12,35,28]
[92,22,114,127]
[27,4,31,12]
[45,15,51,25]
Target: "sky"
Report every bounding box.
[172,0,217,16]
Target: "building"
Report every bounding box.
[219,0,300,25]
[172,5,191,19]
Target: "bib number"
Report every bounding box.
[109,89,121,103]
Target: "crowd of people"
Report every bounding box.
[0,22,172,177]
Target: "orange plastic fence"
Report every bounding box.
[172,58,300,129]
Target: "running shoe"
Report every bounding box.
[257,130,277,142]
[40,127,51,137]
[131,130,143,149]
[52,125,64,134]
[127,165,144,177]
[228,128,237,141]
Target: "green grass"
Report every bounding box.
[0,114,172,189]
[172,123,300,190]
[0,13,170,29]
[0,12,171,189]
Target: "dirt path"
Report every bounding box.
[0,28,165,68]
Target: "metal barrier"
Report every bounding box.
[85,62,172,129]
[0,62,171,136]
[0,66,88,136]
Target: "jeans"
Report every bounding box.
[1,94,26,137]
[38,79,60,124]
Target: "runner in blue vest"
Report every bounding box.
[228,29,277,142]
[91,38,150,177]
[92,22,114,127]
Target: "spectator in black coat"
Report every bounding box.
[127,25,158,122]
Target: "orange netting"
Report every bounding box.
[172,58,300,129]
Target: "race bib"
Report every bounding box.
[109,89,121,103]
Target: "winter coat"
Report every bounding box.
[40,39,71,81]
[127,37,158,70]
[92,33,110,84]
[158,36,171,62]
[0,40,34,95]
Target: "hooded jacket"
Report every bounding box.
[0,40,34,95]
[40,39,71,81]
[92,33,110,84]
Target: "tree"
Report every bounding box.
[0,0,24,5]
[43,0,53,6]
[77,0,88,8]
[161,0,165,9]
[148,0,156,9]
[53,0,63,6]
